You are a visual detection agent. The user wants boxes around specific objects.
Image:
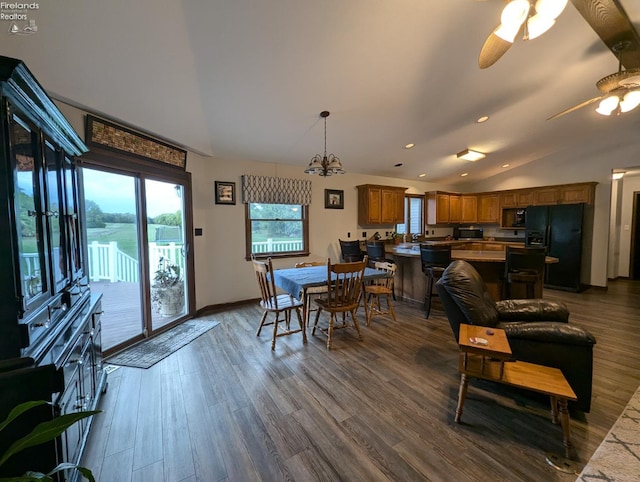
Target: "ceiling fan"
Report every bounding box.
[547,42,640,119]
[479,0,640,70]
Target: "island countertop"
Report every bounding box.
[387,244,557,303]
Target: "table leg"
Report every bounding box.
[557,398,574,459]
[549,396,559,425]
[455,373,469,423]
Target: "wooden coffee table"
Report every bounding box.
[456,324,578,459]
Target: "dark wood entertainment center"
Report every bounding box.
[0,56,106,480]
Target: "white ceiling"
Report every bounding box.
[3,0,640,186]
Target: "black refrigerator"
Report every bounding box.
[525,203,584,292]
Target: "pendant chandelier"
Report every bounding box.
[304,110,345,176]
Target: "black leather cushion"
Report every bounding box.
[437,260,500,327]
[498,321,596,346]
[496,299,570,323]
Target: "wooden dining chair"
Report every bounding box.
[312,256,368,349]
[252,257,306,350]
[294,261,327,326]
[363,261,397,326]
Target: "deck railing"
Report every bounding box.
[25,239,302,286]
[252,238,303,253]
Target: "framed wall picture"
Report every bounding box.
[325,189,344,209]
[215,181,236,205]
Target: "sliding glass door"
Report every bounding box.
[82,168,191,353]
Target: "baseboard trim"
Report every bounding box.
[196,299,258,317]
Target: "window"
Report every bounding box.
[246,203,309,258]
[396,195,424,235]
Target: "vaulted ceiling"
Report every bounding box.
[3,0,640,186]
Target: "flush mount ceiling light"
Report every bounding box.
[456,149,486,161]
[304,111,345,177]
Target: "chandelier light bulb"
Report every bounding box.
[526,15,555,40]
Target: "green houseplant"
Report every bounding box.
[150,257,184,316]
[0,400,99,482]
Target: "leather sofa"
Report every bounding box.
[435,260,596,412]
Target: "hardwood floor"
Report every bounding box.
[82,280,640,481]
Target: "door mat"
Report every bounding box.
[106,319,219,369]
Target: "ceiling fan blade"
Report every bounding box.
[478,31,513,69]
[547,95,604,120]
[570,0,640,68]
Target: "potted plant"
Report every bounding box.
[0,400,99,481]
[150,257,184,316]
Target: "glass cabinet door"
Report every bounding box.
[44,140,68,292]
[64,156,84,283]
[11,113,47,315]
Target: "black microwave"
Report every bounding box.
[454,227,484,240]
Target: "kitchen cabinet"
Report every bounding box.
[357,184,406,225]
[559,183,596,204]
[426,191,450,224]
[461,195,478,223]
[449,194,461,223]
[501,189,534,208]
[477,194,499,224]
[534,187,559,205]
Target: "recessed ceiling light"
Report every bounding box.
[456,149,486,161]
[394,163,403,167]
[476,116,490,123]
[461,172,469,177]
[404,143,415,149]
[502,164,510,168]
[418,173,426,178]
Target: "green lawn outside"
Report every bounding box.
[86,223,167,259]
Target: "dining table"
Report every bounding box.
[272,265,390,324]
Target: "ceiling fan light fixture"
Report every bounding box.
[534,0,568,20]
[596,95,620,115]
[619,91,640,113]
[495,0,530,42]
[456,148,486,161]
[526,15,555,40]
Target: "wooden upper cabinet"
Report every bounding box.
[426,191,464,224]
[449,194,462,223]
[533,187,559,205]
[517,189,535,206]
[357,184,406,225]
[461,195,477,223]
[500,191,518,208]
[477,193,499,224]
[559,182,596,204]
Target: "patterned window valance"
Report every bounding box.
[241,175,312,205]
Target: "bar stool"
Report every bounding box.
[420,244,452,318]
[502,246,546,299]
[339,239,365,262]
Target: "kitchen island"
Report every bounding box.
[388,241,558,305]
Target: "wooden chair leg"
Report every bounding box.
[271,312,279,351]
[351,309,363,340]
[387,294,397,322]
[327,313,335,349]
[257,311,268,336]
[295,307,307,343]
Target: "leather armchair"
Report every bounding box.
[436,260,596,412]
